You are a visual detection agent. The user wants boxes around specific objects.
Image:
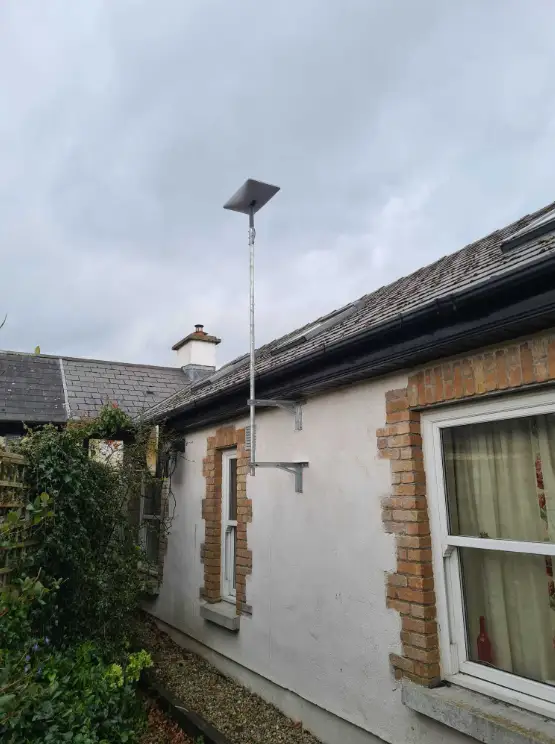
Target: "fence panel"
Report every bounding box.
[0,451,28,587]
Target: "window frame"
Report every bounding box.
[422,389,555,718]
[139,475,162,571]
[221,449,238,603]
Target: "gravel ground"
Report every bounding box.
[140,697,195,744]
[136,615,322,744]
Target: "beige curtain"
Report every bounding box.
[443,414,555,685]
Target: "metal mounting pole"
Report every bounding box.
[248,204,256,476]
[224,180,281,482]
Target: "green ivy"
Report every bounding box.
[71,402,135,441]
[0,404,162,742]
[20,411,143,654]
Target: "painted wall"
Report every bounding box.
[174,339,217,368]
[149,373,472,744]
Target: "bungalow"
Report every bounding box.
[143,200,555,744]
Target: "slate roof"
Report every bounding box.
[146,199,555,422]
[0,353,67,423]
[0,351,189,423]
[61,357,189,419]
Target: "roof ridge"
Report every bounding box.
[0,348,181,371]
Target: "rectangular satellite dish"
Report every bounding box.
[223,179,280,215]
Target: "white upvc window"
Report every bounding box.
[423,389,555,718]
[221,449,238,602]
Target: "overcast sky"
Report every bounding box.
[1,1,555,366]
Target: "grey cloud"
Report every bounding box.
[1,1,555,367]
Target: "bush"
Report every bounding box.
[0,571,152,743]
[0,405,157,742]
[20,413,143,654]
[0,637,152,743]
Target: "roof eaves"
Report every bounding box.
[148,244,555,426]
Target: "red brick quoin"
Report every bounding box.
[378,333,555,686]
[201,426,252,615]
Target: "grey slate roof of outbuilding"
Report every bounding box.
[61,357,189,419]
[0,351,189,423]
[0,352,67,423]
[145,199,555,422]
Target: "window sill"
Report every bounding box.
[200,601,240,632]
[138,564,160,596]
[402,680,555,744]
[139,564,159,578]
[140,576,160,597]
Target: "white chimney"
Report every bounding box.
[172,325,220,382]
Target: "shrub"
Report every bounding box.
[20,412,143,654]
[0,505,151,743]
[0,638,152,743]
[0,405,159,742]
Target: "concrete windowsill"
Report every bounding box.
[200,601,240,632]
[402,680,555,744]
[139,564,159,578]
[140,570,160,597]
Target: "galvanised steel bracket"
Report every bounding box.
[253,461,309,493]
[248,399,303,430]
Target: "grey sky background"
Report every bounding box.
[1,1,555,367]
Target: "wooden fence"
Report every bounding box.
[0,450,29,587]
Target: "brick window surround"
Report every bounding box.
[378,333,555,687]
[201,425,252,615]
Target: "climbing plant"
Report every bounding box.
[0,404,163,742]
[19,405,149,653]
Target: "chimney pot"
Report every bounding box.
[194,324,206,335]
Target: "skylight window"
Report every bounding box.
[501,207,555,253]
[280,321,324,346]
[190,354,249,391]
[272,300,363,354]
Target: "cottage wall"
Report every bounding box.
[148,370,472,744]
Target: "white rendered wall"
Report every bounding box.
[149,374,472,744]
[174,339,216,368]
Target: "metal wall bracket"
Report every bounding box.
[248,399,303,430]
[254,461,309,493]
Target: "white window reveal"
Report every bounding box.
[221,449,238,601]
[423,390,555,718]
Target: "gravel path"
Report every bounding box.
[136,616,322,744]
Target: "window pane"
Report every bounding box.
[459,547,555,686]
[442,414,555,542]
[224,526,236,595]
[143,479,162,516]
[145,522,160,563]
[229,458,237,520]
